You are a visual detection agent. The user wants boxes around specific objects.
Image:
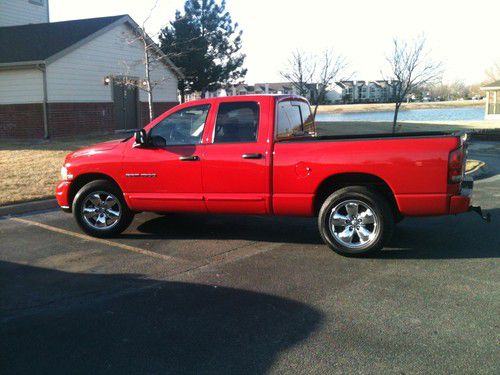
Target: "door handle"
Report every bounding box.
[179,155,200,161]
[241,153,263,159]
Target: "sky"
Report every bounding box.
[49,0,500,85]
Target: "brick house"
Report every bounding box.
[0,0,181,138]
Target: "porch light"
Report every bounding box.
[103,76,111,85]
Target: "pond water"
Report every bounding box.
[315,106,485,122]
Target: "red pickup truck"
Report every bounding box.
[56,95,479,255]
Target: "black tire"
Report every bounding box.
[318,186,394,256]
[72,180,134,238]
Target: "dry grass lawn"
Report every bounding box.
[0,134,122,206]
[316,100,484,114]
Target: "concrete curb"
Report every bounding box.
[466,161,487,180]
[0,199,59,217]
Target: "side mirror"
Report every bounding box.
[134,129,148,146]
[150,135,167,148]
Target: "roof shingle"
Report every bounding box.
[0,15,126,64]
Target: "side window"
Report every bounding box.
[276,100,315,139]
[149,104,210,146]
[214,102,259,143]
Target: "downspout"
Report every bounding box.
[37,63,49,139]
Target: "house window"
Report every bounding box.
[29,0,44,6]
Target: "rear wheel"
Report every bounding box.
[318,186,394,256]
[72,180,134,238]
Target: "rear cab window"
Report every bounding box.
[276,99,315,140]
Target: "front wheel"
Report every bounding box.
[72,180,134,238]
[318,186,394,256]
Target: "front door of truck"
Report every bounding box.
[122,104,211,213]
[202,99,272,214]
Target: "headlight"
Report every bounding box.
[60,166,68,180]
[60,166,73,180]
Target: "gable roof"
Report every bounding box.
[255,82,294,91]
[0,14,183,78]
[0,15,125,64]
[481,80,500,90]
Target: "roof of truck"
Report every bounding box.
[184,94,309,106]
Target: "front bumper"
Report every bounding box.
[55,181,71,212]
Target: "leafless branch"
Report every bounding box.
[280,50,316,97]
[311,49,351,118]
[383,34,443,132]
[485,61,500,82]
[118,0,173,123]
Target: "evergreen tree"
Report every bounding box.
[160,0,247,100]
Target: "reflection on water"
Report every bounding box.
[316,107,484,122]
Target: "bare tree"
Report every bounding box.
[485,61,500,82]
[384,35,443,132]
[310,50,350,119]
[119,0,180,124]
[281,49,350,119]
[132,0,162,123]
[280,50,316,98]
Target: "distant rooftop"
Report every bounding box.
[481,80,500,90]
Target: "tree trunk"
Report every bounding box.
[313,90,322,123]
[313,103,319,123]
[147,88,154,123]
[392,102,400,133]
[143,38,154,123]
[201,88,207,99]
[179,79,186,103]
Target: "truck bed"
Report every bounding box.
[272,132,463,217]
[278,130,459,143]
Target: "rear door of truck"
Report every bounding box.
[201,96,274,214]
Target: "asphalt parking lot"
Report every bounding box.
[1,141,499,374]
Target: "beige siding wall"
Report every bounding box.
[0,0,49,27]
[0,69,43,104]
[46,22,178,103]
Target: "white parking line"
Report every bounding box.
[9,217,186,264]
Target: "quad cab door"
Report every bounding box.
[122,104,212,213]
[202,97,273,214]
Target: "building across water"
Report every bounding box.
[189,80,400,104]
[481,80,500,120]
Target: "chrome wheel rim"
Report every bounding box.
[81,191,121,230]
[328,199,380,249]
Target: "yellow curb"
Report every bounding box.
[465,160,486,175]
